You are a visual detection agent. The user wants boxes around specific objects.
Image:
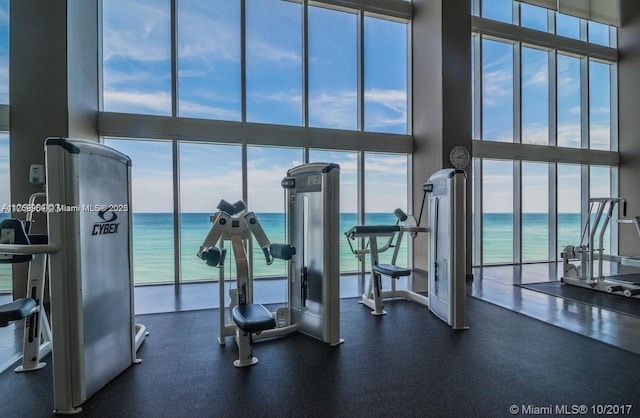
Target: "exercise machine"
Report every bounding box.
[0,137,147,414]
[283,163,342,346]
[345,210,428,316]
[45,137,147,413]
[197,199,295,367]
[346,168,467,329]
[561,197,640,299]
[427,169,467,329]
[198,162,342,367]
[0,210,52,372]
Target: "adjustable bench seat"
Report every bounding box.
[0,298,36,327]
[232,303,276,333]
[372,263,411,278]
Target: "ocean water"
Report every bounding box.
[0,212,587,290]
[135,212,406,284]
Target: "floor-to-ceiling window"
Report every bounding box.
[472,0,618,266]
[0,0,10,293]
[103,139,176,285]
[100,0,412,290]
[179,143,243,283]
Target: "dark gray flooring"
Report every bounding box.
[471,263,640,355]
[1,297,640,417]
[2,264,640,416]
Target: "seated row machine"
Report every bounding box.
[345,168,468,329]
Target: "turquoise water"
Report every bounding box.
[0,212,588,289]
[134,212,405,284]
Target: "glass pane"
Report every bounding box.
[246,0,302,125]
[472,158,477,265]
[102,0,172,115]
[247,146,302,304]
[0,0,8,104]
[364,16,408,134]
[520,3,548,32]
[521,47,549,145]
[522,162,549,261]
[179,142,242,282]
[308,5,357,130]
[557,164,581,253]
[103,139,175,284]
[481,0,513,24]
[309,149,359,273]
[482,159,513,264]
[0,133,9,292]
[556,13,580,40]
[557,54,581,148]
[472,35,476,140]
[177,0,241,121]
[482,38,513,142]
[589,60,611,151]
[589,165,611,257]
[588,21,610,47]
[364,153,408,268]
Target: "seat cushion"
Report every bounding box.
[0,298,36,327]
[373,263,411,278]
[232,303,276,333]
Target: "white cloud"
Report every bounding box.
[522,124,549,145]
[103,0,171,63]
[557,123,581,148]
[178,100,241,121]
[309,91,357,129]
[247,41,301,67]
[103,90,171,114]
[366,88,406,114]
[482,69,512,106]
[523,66,548,87]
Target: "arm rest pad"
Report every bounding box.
[346,225,400,238]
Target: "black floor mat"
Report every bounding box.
[516,281,640,318]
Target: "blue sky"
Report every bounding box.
[0,0,614,215]
[102,0,409,214]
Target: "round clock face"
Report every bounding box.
[449,146,470,169]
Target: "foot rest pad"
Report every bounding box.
[372,264,411,278]
[0,298,36,327]
[232,303,276,333]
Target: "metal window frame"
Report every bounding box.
[472,4,619,267]
[97,0,412,286]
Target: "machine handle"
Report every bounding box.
[301,266,308,307]
[201,246,225,267]
[262,247,272,265]
[394,208,408,222]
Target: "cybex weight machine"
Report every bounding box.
[198,162,342,367]
[346,168,467,329]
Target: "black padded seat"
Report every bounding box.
[373,263,411,278]
[232,303,276,333]
[0,298,36,327]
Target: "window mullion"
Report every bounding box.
[549,50,557,147]
[513,160,522,264]
[171,0,178,117]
